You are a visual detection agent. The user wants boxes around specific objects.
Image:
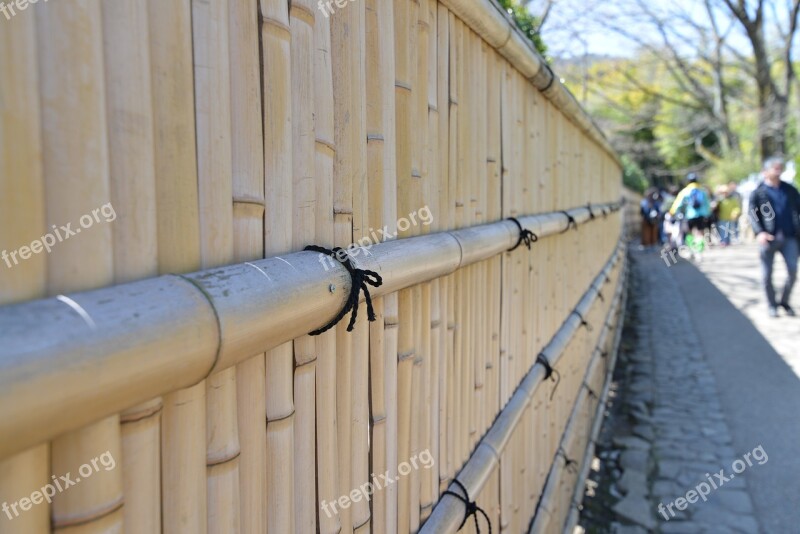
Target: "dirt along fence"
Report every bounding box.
[0,0,628,532]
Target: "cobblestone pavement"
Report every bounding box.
[578,246,766,533]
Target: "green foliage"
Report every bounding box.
[795,155,800,190]
[621,155,649,194]
[498,0,548,59]
[705,155,759,188]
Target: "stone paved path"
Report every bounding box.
[670,244,800,532]
[578,245,781,533]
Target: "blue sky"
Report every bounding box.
[527,0,793,59]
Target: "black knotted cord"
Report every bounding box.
[557,447,579,474]
[586,203,595,219]
[507,217,539,251]
[442,479,492,534]
[536,352,561,400]
[572,310,592,332]
[304,245,383,335]
[560,211,578,232]
[597,290,605,302]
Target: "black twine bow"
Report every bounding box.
[304,245,383,335]
[557,448,579,474]
[600,350,608,359]
[572,310,592,332]
[601,207,608,218]
[597,291,605,302]
[442,479,492,534]
[584,383,599,399]
[587,203,595,219]
[537,352,561,400]
[560,211,578,232]
[507,217,538,251]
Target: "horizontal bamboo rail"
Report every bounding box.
[420,240,627,532]
[528,263,628,533]
[0,201,621,460]
[562,274,629,533]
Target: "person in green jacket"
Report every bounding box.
[717,183,742,246]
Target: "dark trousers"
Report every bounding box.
[760,238,799,307]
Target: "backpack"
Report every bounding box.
[688,188,706,210]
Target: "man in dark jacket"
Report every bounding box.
[749,156,800,317]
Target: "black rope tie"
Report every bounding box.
[604,274,612,284]
[304,245,383,335]
[536,353,561,400]
[507,217,538,251]
[572,310,592,332]
[600,350,608,359]
[557,448,579,474]
[584,383,598,399]
[586,203,595,219]
[601,207,608,219]
[597,291,605,302]
[442,479,492,534]
[560,211,578,233]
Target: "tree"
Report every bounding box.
[499,0,549,58]
[536,0,800,166]
[719,0,800,159]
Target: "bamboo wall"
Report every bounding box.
[0,0,623,533]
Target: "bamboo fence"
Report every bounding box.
[0,0,628,532]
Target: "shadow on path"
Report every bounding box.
[670,256,800,532]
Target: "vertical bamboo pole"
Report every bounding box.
[409,0,429,528]
[148,0,205,529]
[151,4,205,533]
[331,0,367,529]
[498,60,513,534]
[393,0,415,530]
[349,3,371,529]
[260,0,296,529]
[288,0,318,530]
[485,48,501,441]
[450,15,466,476]
[473,39,488,444]
[191,0,240,531]
[102,1,160,531]
[421,0,440,522]
[36,1,124,531]
[0,10,48,532]
[228,0,267,531]
[313,6,340,534]
[435,3,451,499]
[365,0,398,529]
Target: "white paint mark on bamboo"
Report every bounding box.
[245,262,273,282]
[275,256,297,270]
[56,295,97,330]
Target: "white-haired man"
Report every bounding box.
[749,156,800,318]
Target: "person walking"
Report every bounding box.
[669,173,712,261]
[640,188,662,248]
[749,156,800,318]
[717,183,742,246]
